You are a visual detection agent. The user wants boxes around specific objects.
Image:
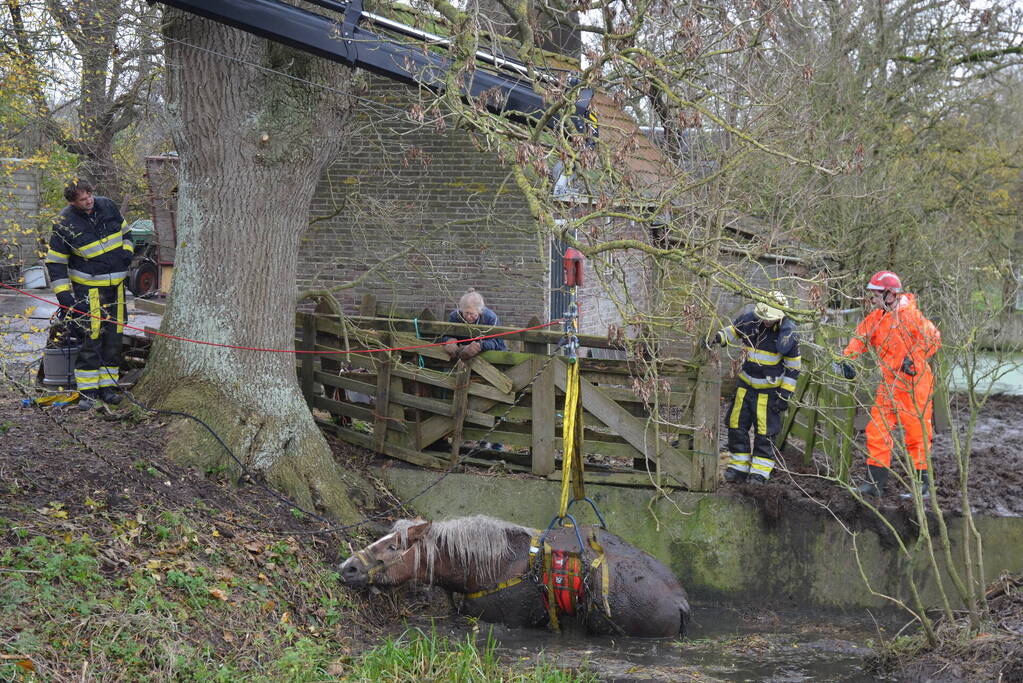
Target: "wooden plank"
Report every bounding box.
[776,371,812,448]
[314,370,376,396]
[312,395,410,432]
[449,363,471,463]
[800,382,822,466]
[414,359,543,448]
[553,360,690,488]
[390,390,495,427]
[345,315,618,349]
[133,297,166,315]
[530,355,556,476]
[690,355,721,491]
[373,353,395,453]
[328,421,451,469]
[466,355,514,395]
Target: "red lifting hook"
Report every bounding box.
[563,248,584,287]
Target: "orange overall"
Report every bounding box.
[843,294,941,471]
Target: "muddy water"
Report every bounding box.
[459,605,894,681]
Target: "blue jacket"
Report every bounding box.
[443,307,508,351]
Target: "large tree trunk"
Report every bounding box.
[137,6,369,519]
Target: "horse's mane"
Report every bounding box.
[392,515,533,586]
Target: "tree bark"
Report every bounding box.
[137,6,370,519]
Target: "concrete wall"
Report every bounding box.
[377,466,1023,611]
[0,161,42,271]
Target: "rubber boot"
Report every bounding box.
[723,467,748,484]
[900,473,930,500]
[857,465,888,497]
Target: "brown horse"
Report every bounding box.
[339,515,690,638]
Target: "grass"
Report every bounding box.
[0,502,595,682]
[347,627,596,682]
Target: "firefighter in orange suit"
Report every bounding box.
[840,271,941,498]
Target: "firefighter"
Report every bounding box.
[707,291,801,484]
[45,180,132,410]
[840,271,941,498]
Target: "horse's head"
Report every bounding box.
[339,518,432,588]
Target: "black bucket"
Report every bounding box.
[42,346,80,388]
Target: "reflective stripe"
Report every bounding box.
[45,249,69,264]
[69,269,127,286]
[739,371,782,389]
[727,452,751,472]
[750,456,774,478]
[746,347,782,365]
[89,288,101,339]
[722,326,739,345]
[76,369,101,390]
[51,279,71,294]
[75,232,124,258]
[123,240,134,253]
[116,283,125,334]
[780,376,797,393]
[729,387,747,429]
[782,355,802,370]
[756,392,769,434]
[98,367,119,388]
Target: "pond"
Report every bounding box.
[946,352,1023,396]
[430,604,898,681]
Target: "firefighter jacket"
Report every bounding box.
[719,311,801,397]
[843,293,941,392]
[45,197,133,295]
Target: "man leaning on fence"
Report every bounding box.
[706,291,801,485]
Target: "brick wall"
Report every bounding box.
[0,161,42,269]
[300,76,549,328]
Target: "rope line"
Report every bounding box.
[0,282,561,354]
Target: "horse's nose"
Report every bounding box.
[340,558,362,581]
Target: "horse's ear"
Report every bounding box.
[406,519,432,543]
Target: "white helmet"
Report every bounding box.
[754,291,787,322]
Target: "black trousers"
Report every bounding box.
[69,282,125,392]
[725,384,782,478]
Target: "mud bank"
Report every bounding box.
[375,466,1023,611]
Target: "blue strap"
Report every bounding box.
[412,317,425,368]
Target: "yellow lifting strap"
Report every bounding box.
[558,360,586,518]
[587,530,612,619]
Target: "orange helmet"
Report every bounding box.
[866,271,902,293]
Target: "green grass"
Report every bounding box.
[346,627,596,682]
[0,506,593,682]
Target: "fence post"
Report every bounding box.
[372,334,394,454]
[691,356,721,491]
[449,362,471,463]
[530,355,556,475]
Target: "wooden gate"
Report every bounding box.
[294,303,721,491]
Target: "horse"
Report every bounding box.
[339,515,690,638]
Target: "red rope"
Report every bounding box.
[0,281,562,355]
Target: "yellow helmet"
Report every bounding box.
[754,291,787,322]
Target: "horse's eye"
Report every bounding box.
[387,544,399,551]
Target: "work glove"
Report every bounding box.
[773,393,790,414]
[704,331,723,349]
[458,342,482,359]
[443,342,459,359]
[900,356,917,376]
[832,361,857,380]
[55,291,75,318]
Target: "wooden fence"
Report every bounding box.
[294,299,722,491]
